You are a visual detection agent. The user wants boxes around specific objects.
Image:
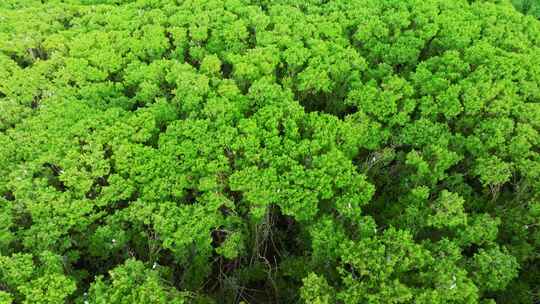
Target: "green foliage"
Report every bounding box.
[0,0,539,303]
[300,273,334,304]
[0,252,76,303]
[87,259,188,304]
[513,0,540,18]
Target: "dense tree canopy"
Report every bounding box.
[1,0,539,303]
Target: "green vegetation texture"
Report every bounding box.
[0,0,539,303]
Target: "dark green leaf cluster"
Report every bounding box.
[512,0,540,18]
[1,0,539,303]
